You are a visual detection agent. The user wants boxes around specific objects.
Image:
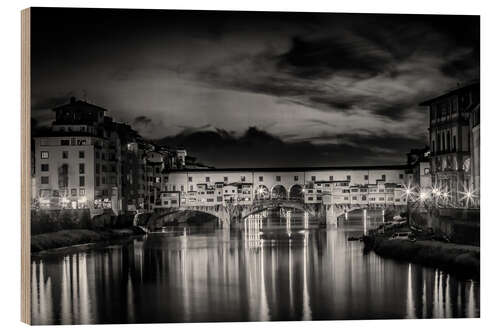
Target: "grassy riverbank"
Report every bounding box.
[31,227,145,253]
[364,235,480,278]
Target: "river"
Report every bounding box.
[31,210,479,324]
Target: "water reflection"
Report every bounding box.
[31,211,480,324]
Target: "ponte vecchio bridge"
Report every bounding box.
[149,165,410,229]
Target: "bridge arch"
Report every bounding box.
[146,206,230,230]
[271,184,288,200]
[241,199,313,220]
[289,184,304,200]
[254,185,270,200]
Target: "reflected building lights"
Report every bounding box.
[406,264,416,319]
[30,213,480,324]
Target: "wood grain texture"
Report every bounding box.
[21,7,31,325]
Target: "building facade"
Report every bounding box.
[159,166,410,209]
[32,97,189,213]
[420,82,479,205]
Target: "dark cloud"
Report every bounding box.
[133,116,152,126]
[30,8,479,166]
[276,35,394,80]
[157,127,423,168]
[440,46,480,80]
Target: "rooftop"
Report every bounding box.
[419,81,479,106]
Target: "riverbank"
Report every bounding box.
[364,235,480,278]
[31,227,146,253]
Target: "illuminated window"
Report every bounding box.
[41,151,49,159]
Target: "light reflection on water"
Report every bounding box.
[31,211,479,324]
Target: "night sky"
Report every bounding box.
[31,8,479,168]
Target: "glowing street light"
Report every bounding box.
[458,182,477,208]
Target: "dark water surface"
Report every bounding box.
[31,212,479,324]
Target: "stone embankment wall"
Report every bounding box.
[409,207,480,246]
[31,209,135,235]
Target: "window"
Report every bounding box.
[62,151,68,159]
[344,197,349,200]
[352,196,357,200]
[190,185,194,191]
[71,188,77,196]
[41,176,49,184]
[205,177,210,182]
[381,174,386,181]
[172,185,176,191]
[79,163,85,174]
[241,176,246,182]
[188,176,192,182]
[307,197,314,201]
[399,174,404,179]
[276,176,281,182]
[96,176,100,186]
[361,195,367,200]
[329,176,334,181]
[424,168,430,175]
[294,176,299,181]
[379,197,385,201]
[79,151,85,158]
[311,176,316,181]
[102,176,106,185]
[346,175,351,181]
[364,175,369,180]
[41,151,49,159]
[60,139,70,146]
[224,176,228,182]
[259,176,263,181]
[79,176,85,187]
[181,185,184,192]
[40,164,49,172]
[96,164,100,174]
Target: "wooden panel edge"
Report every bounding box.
[21,7,31,325]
